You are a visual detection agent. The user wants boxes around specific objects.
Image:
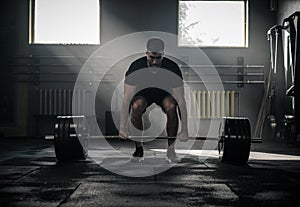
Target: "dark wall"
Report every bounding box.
[0,0,278,138]
[277,0,300,24]
[0,1,30,137]
[101,0,178,43]
[0,2,17,126]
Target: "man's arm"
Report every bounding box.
[172,85,189,141]
[119,83,136,139]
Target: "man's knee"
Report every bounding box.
[131,98,147,117]
[164,103,177,114]
[163,97,178,115]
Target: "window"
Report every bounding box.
[178,0,248,47]
[29,0,100,44]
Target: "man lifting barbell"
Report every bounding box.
[118,37,189,163]
[53,39,253,165]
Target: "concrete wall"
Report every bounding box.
[0,0,279,139]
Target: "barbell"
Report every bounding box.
[54,115,252,164]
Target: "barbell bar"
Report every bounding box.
[87,135,261,143]
[88,135,218,140]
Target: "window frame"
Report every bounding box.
[29,0,100,45]
[178,0,249,48]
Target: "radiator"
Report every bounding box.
[189,90,239,118]
[38,88,86,115]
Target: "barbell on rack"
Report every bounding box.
[54,115,253,164]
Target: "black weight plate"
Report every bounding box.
[75,116,88,159]
[54,117,65,161]
[220,117,251,164]
[54,116,88,162]
[70,117,88,160]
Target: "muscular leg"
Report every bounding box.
[130,97,147,148]
[162,96,179,148]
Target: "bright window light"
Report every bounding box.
[178,1,248,47]
[31,0,100,44]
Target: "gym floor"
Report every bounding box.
[0,138,300,207]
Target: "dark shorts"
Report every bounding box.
[131,88,177,113]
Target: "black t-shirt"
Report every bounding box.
[125,56,183,97]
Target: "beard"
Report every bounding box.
[149,66,159,74]
[149,63,160,67]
